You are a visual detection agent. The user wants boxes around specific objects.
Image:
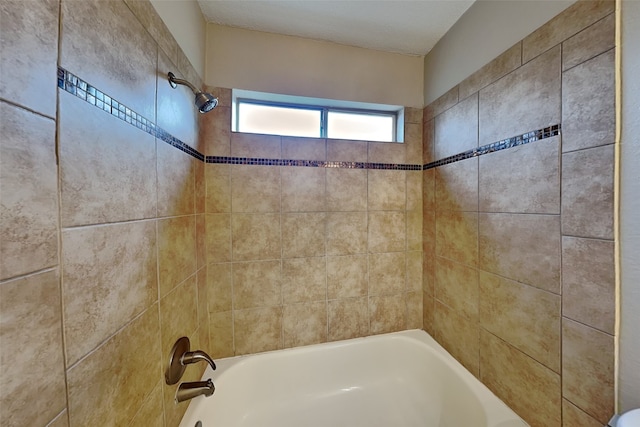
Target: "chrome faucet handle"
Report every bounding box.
[181,350,217,371]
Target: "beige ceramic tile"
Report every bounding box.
[233,260,282,309]
[67,305,161,427]
[562,50,615,152]
[326,168,367,211]
[459,42,522,100]
[159,276,198,362]
[424,86,459,121]
[234,306,282,355]
[423,292,434,335]
[129,383,163,427]
[405,122,423,163]
[434,93,478,159]
[176,46,202,92]
[327,139,368,162]
[231,165,281,212]
[479,213,561,293]
[231,213,281,261]
[208,87,232,108]
[197,267,210,351]
[422,234,435,296]
[562,237,615,334]
[405,107,423,124]
[326,212,368,255]
[196,214,206,268]
[480,330,561,427]
[435,210,478,267]
[156,53,198,148]
[62,221,157,366]
[368,170,406,210]
[195,159,205,214]
[328,297,369,341]
[369,252,406,296]
[563,13,615,71]
[479,47,561,145]
[433,301,479,376]
[561,145,614,239]
[435,157,479,212]
[281,167,326,212]
[158,215,197,297]
[406,291,423,329]
[368,141,406,164]
[283,301,327,347]
[207,263,232,313]
[0,270,66,427]
[563,399,603,427]
[369,294,406,334]
[282,136,326,160]
[406,171,422,211]
[423,119,435,164]
[423,169,435,211]
[406,251,423,293]
[205,213,231,262]
[47,410,70,427]
[479,271,561,372]
[407,209,422,252]
[281,213,326,258]
[327,255,368,300]
[368,211,406,253]
[282,257,326,304]
[58,94,157,227]
[156,141,195,217]
[209,310,234,358]
[0,0,58,117]
[60,0,157,119]
[230,132,281,158]
[123,0,178,65]
[205,164,231,213]
[479,136,560,214]
[434,256,478,320]
[522,0,615,63]
[0,102,58,280]
[201,106,231,156]
[562,318,615,424]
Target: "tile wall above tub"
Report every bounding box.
[422,1,616,426]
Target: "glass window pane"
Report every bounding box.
[238,103,321,138]
[327,111,394,142]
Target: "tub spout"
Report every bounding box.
[182,350,217,372]
[175,378,215,403]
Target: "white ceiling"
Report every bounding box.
[197,1,476,56]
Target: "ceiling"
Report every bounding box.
[197,0,476,56]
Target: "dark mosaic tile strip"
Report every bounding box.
[57,67,204,162]
[205,156,422,170]
[423,125,561,170]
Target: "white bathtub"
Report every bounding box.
[179,329,528,427]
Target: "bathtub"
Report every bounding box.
[178,329,528,427]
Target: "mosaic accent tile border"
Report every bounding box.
[205,156,422,170]
[424,125,561,170]
[57,67,559,172]
[57,67,204,161]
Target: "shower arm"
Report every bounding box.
[168,72,199,94]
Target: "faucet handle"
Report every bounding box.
[181,350,217,371]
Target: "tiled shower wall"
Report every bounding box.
[422,1,616,426]
[1,0,208,426]
[200,93,424,357]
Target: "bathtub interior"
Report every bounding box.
[178,330,527,427]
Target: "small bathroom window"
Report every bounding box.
[233,89,403,142]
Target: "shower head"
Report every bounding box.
[168,72,218,114]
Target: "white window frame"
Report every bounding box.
[232,89,405,143]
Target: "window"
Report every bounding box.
[233,89,403,143]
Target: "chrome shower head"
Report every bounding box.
[168,72,218,114]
